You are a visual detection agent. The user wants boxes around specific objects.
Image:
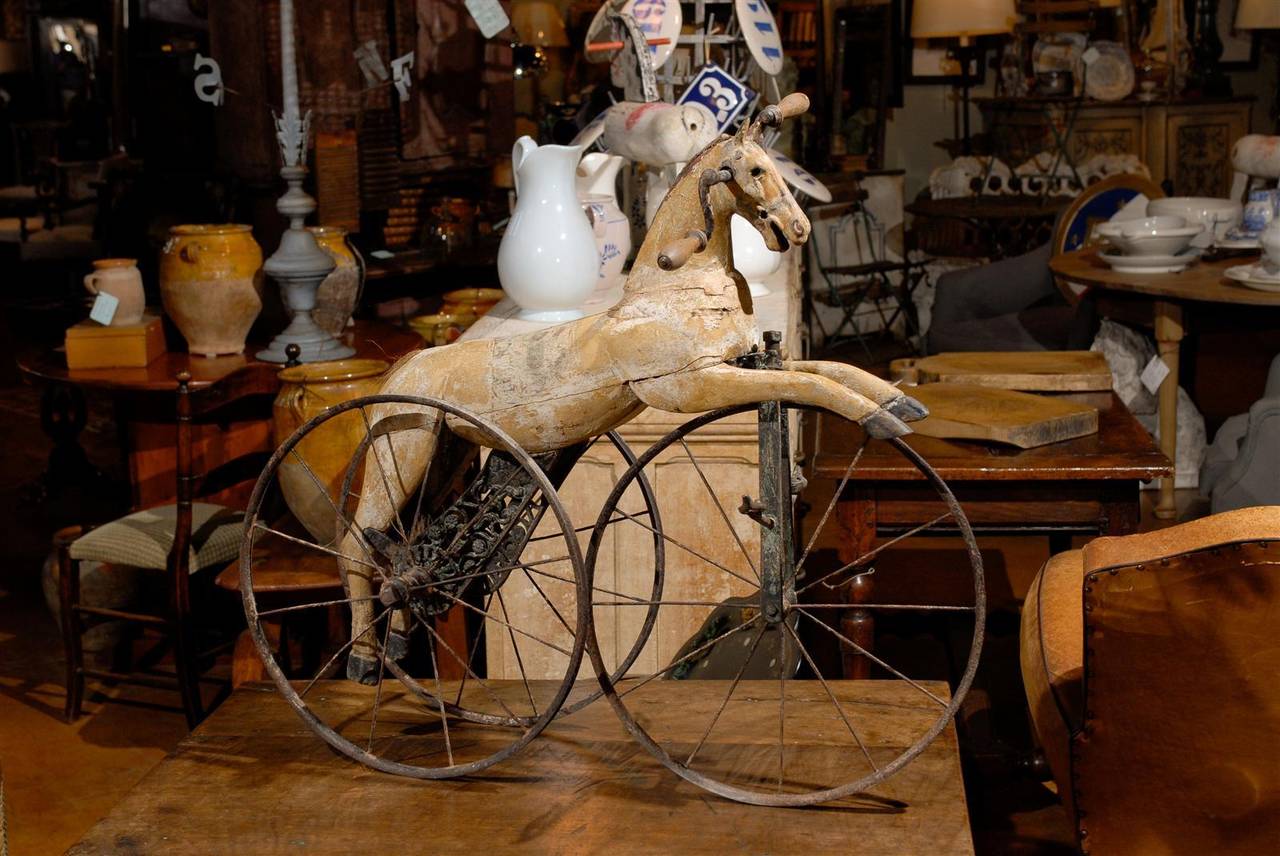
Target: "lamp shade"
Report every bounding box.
[1236,0,1280,30]
[911,0,1017,40]
[512,0,569,47]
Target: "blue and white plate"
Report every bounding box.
[766,149,832,203]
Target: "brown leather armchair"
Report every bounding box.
[1021,507,1280,854]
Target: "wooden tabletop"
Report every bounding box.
[812,391,1170,482]
[16,319,423,395]
[70,680,974,855]
[1050,248,1280,307]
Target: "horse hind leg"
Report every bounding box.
[338,409,440,683]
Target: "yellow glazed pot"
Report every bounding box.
[273,358,390,544]
[309,226,365,337]
[159,224,264,357]
[442,288,504,317]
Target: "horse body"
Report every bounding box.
[337,95,928,679]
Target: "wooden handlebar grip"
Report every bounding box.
[657,232,707,271]
[775,93,810,120]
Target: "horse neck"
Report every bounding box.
[626,150,737,292]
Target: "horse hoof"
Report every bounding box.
[884,394,929,422]
[385,630,411,662]
[346,652,381,685]
[860,409,912,439]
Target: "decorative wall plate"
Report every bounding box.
[767,148,832,202]
[1083,41,1135,102]
[734,0,785,76]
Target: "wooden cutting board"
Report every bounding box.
[908,383,1099,448]
[890,351,1113,391]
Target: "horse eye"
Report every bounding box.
[750,167,764,177]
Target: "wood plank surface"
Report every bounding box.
[811,392,1169,481]
[890,351,1112,391]
[70,680,974,855]
[904,384,1098,449]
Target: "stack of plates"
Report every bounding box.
[1099,248,1201,274]
[1224,262,1280,293]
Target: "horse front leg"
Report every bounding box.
[783,360,928,422]
[629,363,911,438]
[338,413,439,683]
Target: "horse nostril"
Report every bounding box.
[791,220,805,239]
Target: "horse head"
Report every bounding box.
[658,93,812,271]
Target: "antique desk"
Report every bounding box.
[1050,249,1280,518]
[69,680,975,855]
[811,391,1170,676]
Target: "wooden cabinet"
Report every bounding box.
[462,258,804,680]
[978,97,1254,198]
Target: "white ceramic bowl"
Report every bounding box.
[1147,197,1243,247]
[731,214,783,297]
[1096,216,1202,257]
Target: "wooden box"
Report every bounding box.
[65,314,166,369]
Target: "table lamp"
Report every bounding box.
[911,0,1016,155]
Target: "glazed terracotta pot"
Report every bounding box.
[84,258,145,326]
[159,224,264,356]
[273,358,390,544]
[441,288,504,317]
[309,226,365,337]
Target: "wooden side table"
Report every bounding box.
[811,392,1170,678]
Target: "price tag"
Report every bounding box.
[464,0,510,39]
[90,292,119,326]
[1140,355,1171,395]
[1081,46,1101,65]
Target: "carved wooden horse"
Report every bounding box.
[338,94,927,679]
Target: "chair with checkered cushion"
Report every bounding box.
[58,371,270,728]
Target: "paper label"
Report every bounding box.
[1081,46,1101,65]
[464,0,510,39]
[1140,355,1171,395]
[90,292,119,326]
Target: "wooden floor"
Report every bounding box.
[70,680,974,855]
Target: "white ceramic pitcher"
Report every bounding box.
[84,258,145,326]
[498,137,598,323]
[577,153,632,285]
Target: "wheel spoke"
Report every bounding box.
[453,588,497,708]
[592,599,735,608]
[795,436,867,576]
[287,448,382,572]
[783,620,878,774]
[424,628,455,767]
[797,608,948,708]
[520,567,574,636]
[367,612,393,752]
[796,511,952,596]
[299,613,382,699]
[617,614,762,700]
[414,610,525,726]
[611,506,757,588]
[685,625,766,767]
[431,584,574,658]
[251,521,383,572]
[496,587,538,718]
[255,593,384,620]
[525,514,629,545]
[678,439,760,582]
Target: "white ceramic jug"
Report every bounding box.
[84,258,145,326]
[499,137,598,323]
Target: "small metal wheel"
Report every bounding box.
[240,394,594,778]
[582,401,985,807]
[240,394,664,777]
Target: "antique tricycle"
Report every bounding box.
[237,95,984,807]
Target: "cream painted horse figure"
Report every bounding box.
[338,94,927,680]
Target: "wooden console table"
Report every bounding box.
[811,391,1170,677]
[70,680,975,855]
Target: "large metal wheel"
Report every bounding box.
[581,402,986,806]
[239,394,593,778]
[239,394,665,777]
